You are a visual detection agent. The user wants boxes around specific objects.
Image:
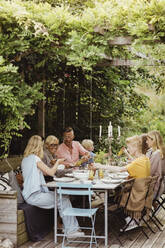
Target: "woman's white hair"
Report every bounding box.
[44,135,59,149]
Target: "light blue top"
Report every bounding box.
[21,154,49,200]
[81,151,96,168]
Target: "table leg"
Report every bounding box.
[105,190,108,247]
[54,188,57,244]
[83,195,85,222]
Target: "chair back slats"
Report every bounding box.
[56,183,92,189]
[57,189,93,196]
[119,178,135,208]
[151,176,165,227]
[121,176,158,219]
[57,182,93,210]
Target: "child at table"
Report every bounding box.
[81,139,96,168]
[81,139,104,207]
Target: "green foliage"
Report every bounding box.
[0,56,44,158]
[95,150,107,164]
[0,0,165,156]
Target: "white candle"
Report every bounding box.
[110,124,113,137]
[108,125,110,137]
[99,125,102,137]
[118,126,121,137]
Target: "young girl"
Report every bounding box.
[21,135,84,238]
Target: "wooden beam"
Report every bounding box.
[97,59,164,67]
[108,36,133,45]
[93,26,163,45]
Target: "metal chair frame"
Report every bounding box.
[57,182,98,248]
[108,178,135,246]
[151,181,165,228]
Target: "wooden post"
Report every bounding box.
[90,79,93,140]
[38,82,45,138]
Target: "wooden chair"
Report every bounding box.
[108,178,135,246]
[120,176,159,238]
[150,176,165,228]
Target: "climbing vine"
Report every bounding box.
[0,0,165,157]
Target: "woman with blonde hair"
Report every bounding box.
[146,130,165,198]
[96,135,151,231]
[96,135,150,179]
[21,135,84,238]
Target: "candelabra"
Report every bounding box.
[99,123,121,164]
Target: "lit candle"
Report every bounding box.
[118,126,121,137]
[99,125,102,138]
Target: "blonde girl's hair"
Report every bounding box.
[126,135,142,153]
[44,135,59,149]
[82,139,94,150]
[23,135,43,159]
[139,133,149,155]
[147,130,165,159]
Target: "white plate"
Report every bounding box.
[73,171,89,180]
[57,164,65,170]
[65,173,74,177]
[115,173,129,179]
[101,178,122,184]
[53,177,75,182]
[108,173,128,179]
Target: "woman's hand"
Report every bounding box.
[50,159,57,165]
[37,158,66,177]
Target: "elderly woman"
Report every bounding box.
[43,135,71,179]
[146,130,165,199]
[43,135,59,168]
[21,135,84,238]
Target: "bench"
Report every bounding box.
[0,157,54,247]
[0,190,28,247]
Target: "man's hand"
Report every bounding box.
[65,163,75,168]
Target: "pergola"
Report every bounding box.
[38,34,165,138]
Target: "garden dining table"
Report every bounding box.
[46,177,125,247]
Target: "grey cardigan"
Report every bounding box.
[150,150,165,198]
[42,148,72,177]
